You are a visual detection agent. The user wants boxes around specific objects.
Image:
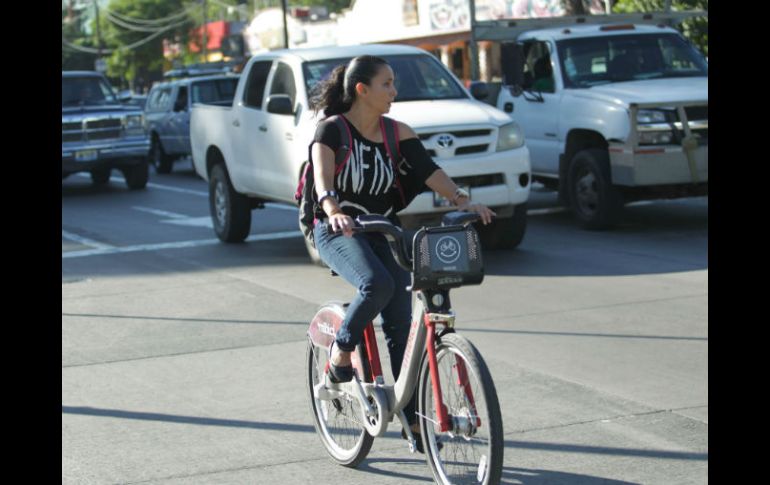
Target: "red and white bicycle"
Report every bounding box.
[306,212,504,485]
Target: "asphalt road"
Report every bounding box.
[62,163,708,484]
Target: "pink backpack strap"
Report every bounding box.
[380,116,407,207]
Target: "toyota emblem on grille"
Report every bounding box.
[436,134,455,148]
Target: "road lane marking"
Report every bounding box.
[62,230,115,250]
[132,206,189,219]
[145,182,208,197]
[161,217,213,228]
[62,230,302,259]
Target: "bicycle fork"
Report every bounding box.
[424,314,482,434]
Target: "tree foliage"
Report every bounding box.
[613,0,708,57]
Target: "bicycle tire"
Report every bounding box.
[417,333,504,485]
[306,339,374,467]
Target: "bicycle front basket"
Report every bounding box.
[411,224,484,291]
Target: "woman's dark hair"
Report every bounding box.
[310,55,390,117]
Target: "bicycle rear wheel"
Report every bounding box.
[306,339,374,467]
[417,333,504,485]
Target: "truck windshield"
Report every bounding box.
[62,76,119,106]
[556,33,708,88]
[304,54,467,104]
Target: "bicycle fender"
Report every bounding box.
[307,302,366,378]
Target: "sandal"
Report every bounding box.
[328,341,353,384]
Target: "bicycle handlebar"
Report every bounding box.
[324,211,483,273]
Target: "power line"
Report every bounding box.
[101,5,196,26]
[103,9,191,33]
[62,14,192,54]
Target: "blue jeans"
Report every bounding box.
[314,223,417,423]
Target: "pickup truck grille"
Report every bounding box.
[418,128,494,158]
[86,119,122,140]
[62,118,123,143]
[677,105,708,145]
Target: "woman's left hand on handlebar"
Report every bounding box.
[458,201,496,225]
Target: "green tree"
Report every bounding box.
[96,0,198,91]
[613,0,708,57]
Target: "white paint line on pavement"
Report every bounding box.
[132,206,189,219]
[61,230,302,259]
[146,182,208,197]
[62,230,115,250]
[161,217,213,228]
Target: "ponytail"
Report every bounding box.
[310,55,390,118]
[310,65,352,117]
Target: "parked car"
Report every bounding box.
[62,71,150,189]
[145,74,240,173]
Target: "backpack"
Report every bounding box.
[295,115,406,249]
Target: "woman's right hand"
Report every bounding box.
[329,212,355,237]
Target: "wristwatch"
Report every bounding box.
[318,190,338,205]
[452,187,470,205]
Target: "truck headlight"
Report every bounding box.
[638,130,674,145]
[124,114,145,136]
[636,109,668,124]
[496,122,525,151]
[636,109,674,145]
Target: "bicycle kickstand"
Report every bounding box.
[397,410,417,453]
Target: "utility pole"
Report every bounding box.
[93,0,102,58]
[93,0,106,73]
[469,0,479,81]
[282,0,289,48]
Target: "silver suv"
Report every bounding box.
[145,74,239,174]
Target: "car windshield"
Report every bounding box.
[191,78,239,104]
[62,76,119,106]
[556,33,708,88]
[303,54,467,104]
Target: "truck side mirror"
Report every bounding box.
[469,81,489,101]
[501,42,525,97]
[266,94,294,115]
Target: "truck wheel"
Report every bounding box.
[209,164,251,243]
[151,138,173,174]
[477,203,527,250]
[90,168,111,186]
[123,160,149,190]
[567,149,622,230]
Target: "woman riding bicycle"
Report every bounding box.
[309,55,495,450]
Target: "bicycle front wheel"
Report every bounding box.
[417,333,504,485]
[306,339,374,467]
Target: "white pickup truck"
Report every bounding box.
[473,12,708,228]
[190,44,531,261]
